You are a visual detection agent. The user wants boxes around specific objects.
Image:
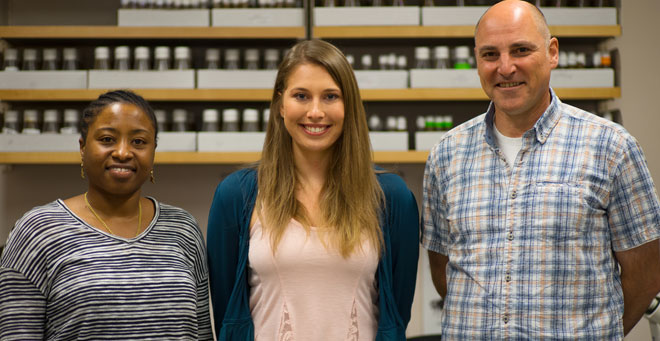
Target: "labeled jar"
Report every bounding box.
[42,109,60,133]
[202,109,220,132]
[433,46,450,69]
[94,46,111,70]
[42,48,59,71]
[264,48,279,70]
[22,110,41,134]
[242,108,259,132]
[171,109,189,132]
[2,110,20,134]
[414,46,431,69]
[225,49,240,69]
[222,108,239,132]
[245,49,260,70]
[22,48,39,71]
[174,46,192,70]
[62,48,79,70]
[205,48,220,69]
[154,109,169,132]
[3,48,19,71]
[61,109,80,134]
[114,46,131,70]
[134,46,151,71]
[453,46,471,69]
[154,46,171,71]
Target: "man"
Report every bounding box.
[421,0,660,339]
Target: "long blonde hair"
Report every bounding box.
[256,39,384,258]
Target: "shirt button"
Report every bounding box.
[511,190,517,199]
[503,314,509,324]
[507,232,514,241]
[505,274,511,282]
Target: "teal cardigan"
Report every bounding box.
[206,168,419,340]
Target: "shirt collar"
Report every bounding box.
[484,88,561,147]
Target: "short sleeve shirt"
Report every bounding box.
[421,90,660,339]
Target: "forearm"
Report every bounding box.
[428,250,448,298]
[621,274,659,335]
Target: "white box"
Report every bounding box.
[197,70,277,89]
[415,131,446,151]
[314,7,420,26]
[197,132,265,152]
[540,7,617,26]
[354,70,408,89]
[0,71,87,89]
[410,69,480,88]
[369,132,408,151]
[550,69,614,88]
[157,132,197,152]
[0,133,79,152]
[88,70,195,89]
[118,9,210,27]
[421,6,488,26]
[211,8,304,27]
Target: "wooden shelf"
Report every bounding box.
[0,151,430,165]
[0,26,305,39]
[0,87,620,102]
[313,25,621,39]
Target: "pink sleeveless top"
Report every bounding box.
[248,218,379,341]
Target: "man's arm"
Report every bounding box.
[428,250,449,298]
[615,238,660,335]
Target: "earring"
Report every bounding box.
[80,162,85,179]
[150,169,155,184]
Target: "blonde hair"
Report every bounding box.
[256,39,384,258]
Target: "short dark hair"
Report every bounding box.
[80,90,157,144]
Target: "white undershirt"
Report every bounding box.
[493,124,523,167]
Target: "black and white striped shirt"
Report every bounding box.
[0,199,212,340]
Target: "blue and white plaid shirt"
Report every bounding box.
[422,89,660,340]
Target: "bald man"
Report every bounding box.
[421,0,660,339]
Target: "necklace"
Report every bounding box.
[84,192,142,237]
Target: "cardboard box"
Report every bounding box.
[88,70,195,89]
[211,8,304,27]
[550,68,615,88]
[354,70,409,89]
[118,9,210,27]
[0,133,79,152]
[197,69,277,89]
[415,131,446,151]
[410,69,480,88]
[156,132,197,152]
[197,132,265,152]
[369,132,408,151]
[540,7,617,26]
[314,7,420,26]
[421,6,488,26]
[0,71,87,89]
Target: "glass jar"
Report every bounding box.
[174,46,192,70]
[205,48,220,69]
[114,46,131,70]
[201,109,220,132]
[171,109,189,132]
[222,108,239,132]
[225,49,240,69]
[94,46,111,70]
[2,48,19,71]
[2,110,20,134]
[42,109,60,133]
[154,46,171,71]
[42,48,59,71]
[414,46,431,69]
[242,108,259,132]
[63,48,79,70]
[22,109,41,134]
[22,48,39,71]
[134,46,151,71]
[61,109,80,134]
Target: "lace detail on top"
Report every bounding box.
[278,302,294,341]
[346,299,359,341]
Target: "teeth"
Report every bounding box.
[110,167,132,173]
[499,82,522,88]
[305,126,327,133]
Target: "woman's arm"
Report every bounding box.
[0,267,47,339]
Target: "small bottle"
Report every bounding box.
[262,108,270,131]
[171,109,189,132]
[558,51,568,69]
[453,46,471,69]
[344,0,359,7]
[3,48,19,71]
[387,53,397,70]
[154,109,169,132]
[434,115,443,131]
[378,54,389,70]
[264,49,279,70]
[174,46,192,70]
[414,46,431,69]
[222,108,239,132]
[345,54,355,68]
[576,52,586,68]
[361,54,372,70]
[60,109,80,134]
[154,46,171,71]
[416,116,426,132]
[62,48,79,70]
[202,109,220,132]
[368,115,383,131]
[134,46,151,71]
[396,55,407,70]
[42,109,60,133]
[396,116,407,132]
[600,51,611,68]
[94,46,111,70]
[114,46,131,71]
[591,51,601,68]
[42,48,59,71]
[22,110,41,134]
[433,46,450,69]
[425,115,434,131]
[2,110,20,134]
[444,116,454,131]
[385,116,397,131]
[22,48,39,71]
[567,51,577,68]
[205,48,221,69]
[244,49,260,70]
[242,108,259,132]
[225,49,240,69]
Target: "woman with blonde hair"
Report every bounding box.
[207,39,419,340]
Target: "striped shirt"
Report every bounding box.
[0,198,212,340]
[422,90,660,340]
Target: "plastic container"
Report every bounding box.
[63,48,79,71]
[414,46,431,69]
[3,48,19,71]
[225,49,240,70]
[22,109,41,134]
[174,46,192,70]
[242,108,259,132]
[42,48,59,71]
[61,109,80,134]
[134,46,151,71]
[205,48,220,70]
[154,46,171,71]
[114,46,131,71]
[22,48,39,71]
[453,46,471,69]
[222,108,239,132]
[171,108,189,132]
[94,46,111,70]
[2,110,20,134]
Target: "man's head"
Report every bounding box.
[474,0,558,123]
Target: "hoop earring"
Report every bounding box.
[80,162,85,179]
[150,169,155,184]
